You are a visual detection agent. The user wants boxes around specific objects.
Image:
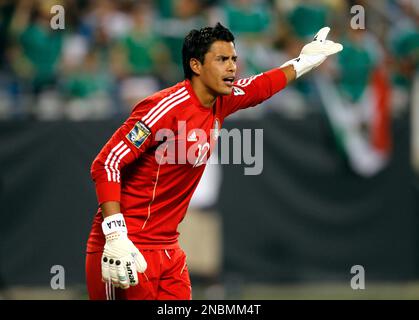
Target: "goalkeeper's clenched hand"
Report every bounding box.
[101,213,147,289]
[281,27,343,79]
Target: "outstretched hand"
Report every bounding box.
[281,27,343,79]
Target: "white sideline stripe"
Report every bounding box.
[142,87,186,123]
[142,145,166,230]
[145,90,188,126]
[115,148,131,183]
[104,141,124,182]
[165,249,171,260]
[143,272,149,282]
[180,261,187,275]
[148,95,190,128]
[109,144,128,182]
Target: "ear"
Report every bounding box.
[189,58,201,76]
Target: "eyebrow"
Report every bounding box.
[216,55,238,60]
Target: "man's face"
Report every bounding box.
[198,40,237,96]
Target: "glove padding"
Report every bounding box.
[101,214,147,289]
[281,27,343,78]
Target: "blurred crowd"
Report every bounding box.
[0,0,416,119]
[0,0,417,175]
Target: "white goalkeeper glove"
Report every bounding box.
[101,213,147,289]
[281,27,343,78]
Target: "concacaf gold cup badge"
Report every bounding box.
[127,121,151,148]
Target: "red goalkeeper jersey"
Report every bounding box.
[86,68,287,252]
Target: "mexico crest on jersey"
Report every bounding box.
[126,121,151,148]
[212,118,220,140]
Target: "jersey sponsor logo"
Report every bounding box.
[232,86,245,96]
[187,131,198,142]
[126,121,151,148]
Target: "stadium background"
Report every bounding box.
[0,0,418,299]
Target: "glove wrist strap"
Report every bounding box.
[101,213,128,236]
[280,59,302,79]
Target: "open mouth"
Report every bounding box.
[223,76,235,87]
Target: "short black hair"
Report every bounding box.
[182,22,235,79]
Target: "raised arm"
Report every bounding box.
[221,27,342,118]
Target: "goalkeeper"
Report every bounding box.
[85,23,342,300]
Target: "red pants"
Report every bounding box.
[86,247,192,300]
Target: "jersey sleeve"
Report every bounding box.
[90,97,173,205]
[221,68,288,118]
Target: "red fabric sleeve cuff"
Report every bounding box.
[95,181,121,204]
[265,68,288,95]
